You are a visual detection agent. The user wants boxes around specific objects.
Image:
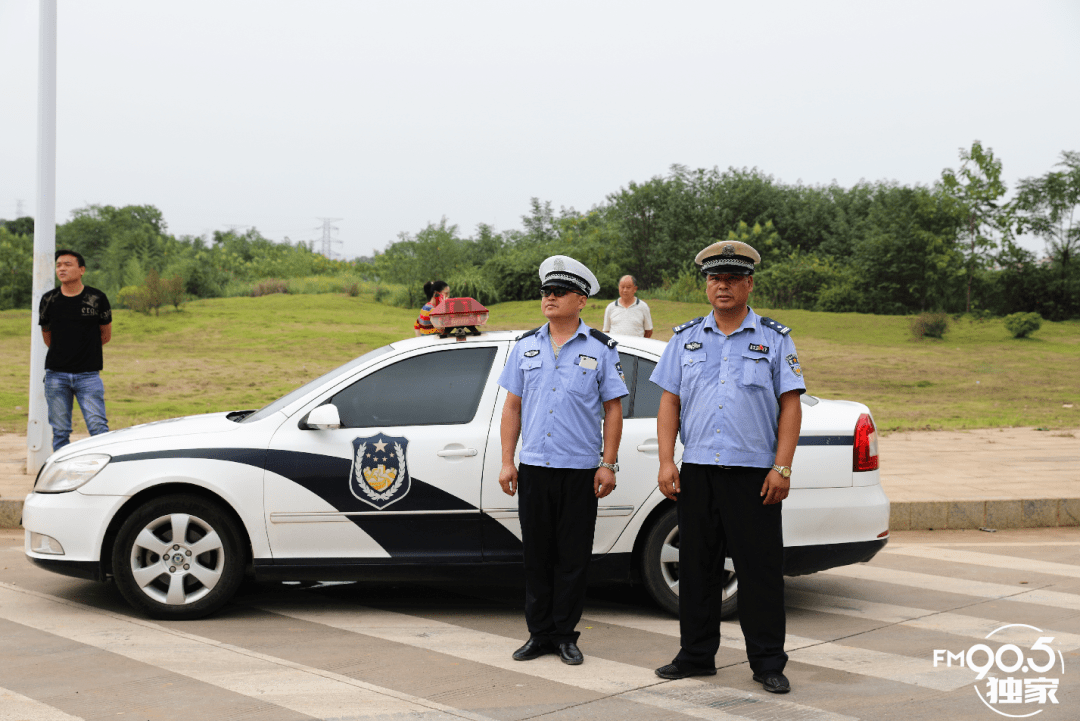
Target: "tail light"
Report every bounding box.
[853,413,879,471]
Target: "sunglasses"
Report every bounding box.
[540,287,578,298]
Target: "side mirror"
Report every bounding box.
[306,404,342,430]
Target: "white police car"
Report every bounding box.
[23,329,889,620]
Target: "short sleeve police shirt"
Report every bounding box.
[498,321,628,469]
[650,308,805,468]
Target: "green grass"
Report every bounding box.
[1,294,1077,435]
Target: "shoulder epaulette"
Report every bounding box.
[515,326,542,341]
[672,316,705,334]
[760,317,792,335]
[589,328,617,348]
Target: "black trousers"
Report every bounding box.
[674,463,787,674]
[517,464,598,644]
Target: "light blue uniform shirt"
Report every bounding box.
[650,307,806,468]
[498,321,629,469]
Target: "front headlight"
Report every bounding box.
[35,454,111,493]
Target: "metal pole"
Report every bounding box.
[28,0,57,474]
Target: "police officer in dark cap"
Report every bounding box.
[497,255,628,666]
[649,241,805,693]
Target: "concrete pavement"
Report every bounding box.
[2,428,1079,530]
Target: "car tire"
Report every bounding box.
[641,506,738,619]
[111,494,245,620]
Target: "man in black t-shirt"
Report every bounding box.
[38,250,113,451]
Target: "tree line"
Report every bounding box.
[1,142,1077,319]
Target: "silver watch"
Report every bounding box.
[598,461,619,473]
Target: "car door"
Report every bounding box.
[479,346,670,558]
[264,341,506,563]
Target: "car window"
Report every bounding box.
[617,352,637,418]
[631,358,663,418]
[615,353,662,419]
[332,347,497,428]
[244,345,393,423]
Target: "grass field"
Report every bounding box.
[1,292,1077,435]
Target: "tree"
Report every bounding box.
[1012,151,1080,274]
[940,141,1008,313]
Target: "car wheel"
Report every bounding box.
[641,506,738,619]
[111,494,245,620]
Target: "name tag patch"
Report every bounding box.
[523,350,539,357]
[578,355,598,370]
[748,343,769,353]
[786,353,802,377]
[684,342,702,351]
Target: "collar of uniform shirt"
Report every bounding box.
[537,319,587,344]
[702,306,759,336]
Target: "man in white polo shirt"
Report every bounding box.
[603,275,653,338]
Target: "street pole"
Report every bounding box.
[28,0,57,474]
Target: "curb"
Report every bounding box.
[5,498,1080,532]
[890,499,1080,531]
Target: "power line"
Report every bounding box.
[314,217,344,259]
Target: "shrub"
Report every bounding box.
[118,285,152,314]
[910,312,949,339]
[161,274,186,309]
[345,282,360,297]
[252,278,288,297]
[1003,312,1042,338]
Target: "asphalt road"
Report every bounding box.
[2,527,1079,721]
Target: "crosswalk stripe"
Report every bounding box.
[582,608,974,692]
[253,594,858,721]
[785,589,1080,651]
[822,565,1080,611]
[883,545,1080,579]
[0,583,497,721]
[0,687,84,721]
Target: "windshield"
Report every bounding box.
[242,345,393,423]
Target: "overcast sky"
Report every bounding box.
[2,0,1078,259]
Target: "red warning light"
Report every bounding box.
[429,297,490,338]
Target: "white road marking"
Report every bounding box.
[884,542,1080,548]
[582,608,974,692]
[883,545,1080,579]
[254,595,857,721]
[0,583,497,721]
[822,564,1080,611]
[785,589,1080,650]
[0,687,84,721]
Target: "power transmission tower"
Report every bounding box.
[15,198,26,217]
[315,217,343,259]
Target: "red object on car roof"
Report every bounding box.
[429,297,490,337]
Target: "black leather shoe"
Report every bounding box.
[558,642,584,665]
[655,662,717,679]
[512,638,552,661]
[753,671,791,694]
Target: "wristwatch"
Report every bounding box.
[598,462,619,473]
[772,464,792,478]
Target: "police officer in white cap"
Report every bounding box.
[497,255,628,665]
[649,240,805,693]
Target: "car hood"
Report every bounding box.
[48,412,244,461]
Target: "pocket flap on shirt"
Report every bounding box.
[681,352,706,365]
[520,358,543,371]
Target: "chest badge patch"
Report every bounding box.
[523,349,539,357]
[350,433,412,509]
[684,342,702,351]
[786,353,802,377]
[748,343,769,353]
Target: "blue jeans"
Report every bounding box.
[44,370,109,451]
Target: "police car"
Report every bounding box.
[23,325,889,620]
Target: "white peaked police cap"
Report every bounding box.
[539,255,600,296]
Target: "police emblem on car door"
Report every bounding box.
[350,433,411,509]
